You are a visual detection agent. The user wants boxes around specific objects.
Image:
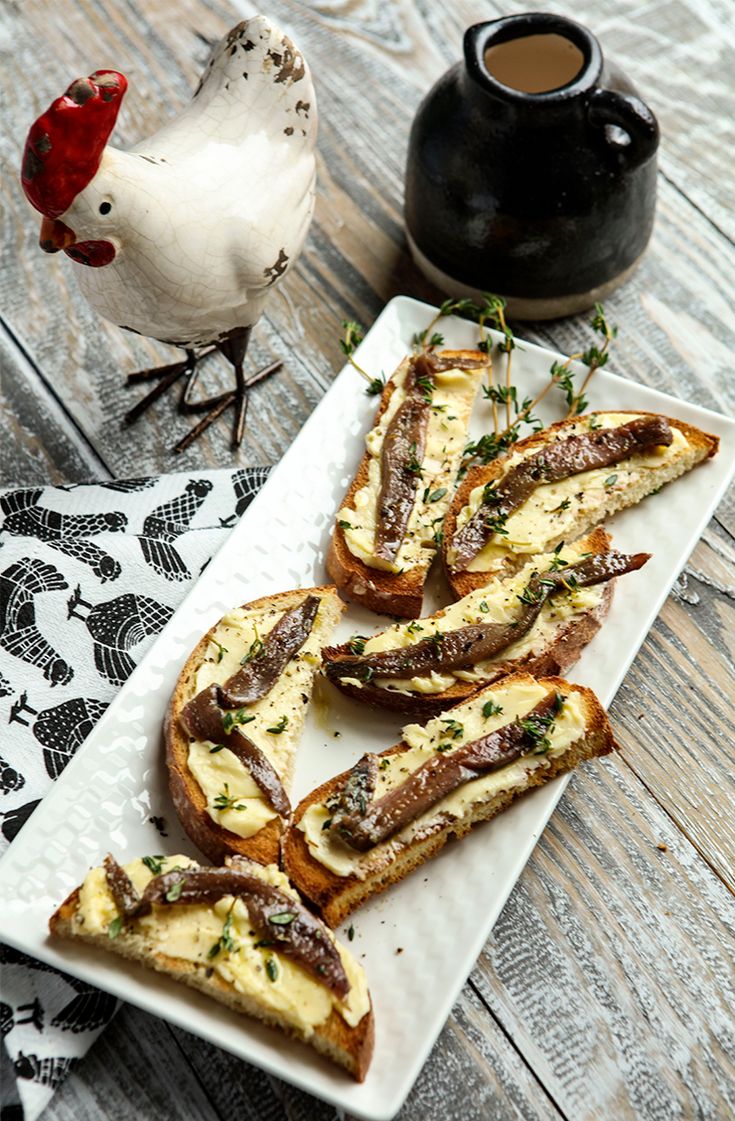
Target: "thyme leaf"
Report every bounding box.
[214,783,247,813]
[222,709,256,734]
[142,855,165,875]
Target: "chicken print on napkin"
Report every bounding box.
[0,466,267,1121]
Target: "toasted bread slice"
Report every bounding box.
[323,529,617,718]
[443,410,718,598]
[49,855,374,1080]
[166,587,344,866]
[284,673,615,926]
[327,350,486,617]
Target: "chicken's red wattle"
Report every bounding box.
[65,241,116,268]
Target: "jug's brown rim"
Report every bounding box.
[464,12,603,103]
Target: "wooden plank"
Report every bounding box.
[171,981,565,1121]
[612,523,735,893]
[168,1026,339,1121]
[395,985,563,1121]
[48,1005,221,1121]
[712,488,734,540]
[0,321,108,487]
[51,974,565,1121]
[471,756,735,1120]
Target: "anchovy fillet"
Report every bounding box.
[103,853,140,917]
[133,867,350,997]
[451,415,672,570]
[331,693,563,851]
[179,595,321,816]
[374,395,431,563]
[325,550,650,682]
[218,595,320,707]
[180,689,291,817]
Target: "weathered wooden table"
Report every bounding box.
[2,1,733,1118]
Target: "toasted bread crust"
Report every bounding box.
[50,887,374,1081]
[327,349,487,618]
[442,411,719,598]
[323,527,613,718]
[283,675,615,926]
[165,586,342,866]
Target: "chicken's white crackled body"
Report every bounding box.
[20,16,317,447]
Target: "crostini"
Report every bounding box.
[166,586,343,865]
[442,410,718,598]
[283,673,615,926]
[328,349,487,617]
[50,853,374,1080]
[322,529,649,718]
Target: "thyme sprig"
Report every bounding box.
[412,298,477,356]
[412,327,445,350]
[214,783,247,813]
[338,297,616,471]
[221,708,256,734]
[463,299,616,468]
[405,442,423,476]
[340,320,385,396]
[240,628,264,665]
[208,905,237,959]
[482,294,515,429]
[567,303,617,416]
[502,302,617,437]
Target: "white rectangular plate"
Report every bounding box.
[0,296,733,1120]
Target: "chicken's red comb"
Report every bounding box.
[20,70,127,218]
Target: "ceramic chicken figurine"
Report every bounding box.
[20,15,317,452]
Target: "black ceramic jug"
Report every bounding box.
[405,13,659,319]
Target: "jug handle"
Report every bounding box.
[588,88,659,166]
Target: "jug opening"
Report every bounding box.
[483,33,584,94]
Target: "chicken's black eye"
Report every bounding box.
[99,201,112,215]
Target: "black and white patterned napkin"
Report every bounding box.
[0,466,269,1121]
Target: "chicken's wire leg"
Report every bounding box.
[124,325,284,452]
[243,359,283,391]
[233,362,248,447]
[179,364,234,413]
[123,347,217,426]
[173,391,237,455]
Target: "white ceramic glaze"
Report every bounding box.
[0,297,732,1121]
[57,17,317,347]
